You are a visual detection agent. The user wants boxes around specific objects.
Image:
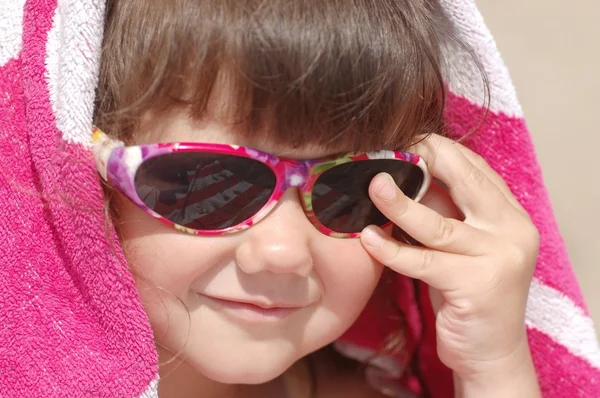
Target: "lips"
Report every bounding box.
[208,296,303,309]
[197,294,306,321]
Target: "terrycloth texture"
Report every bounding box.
[0,1,598,397]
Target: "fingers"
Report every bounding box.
[361,134,538,302]
[368,173,489,255]
[452,143,527,215]
[360,225,476,291]
[419,178,464,221]
[410,135,512,221]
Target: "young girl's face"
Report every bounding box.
[114,110,385,384]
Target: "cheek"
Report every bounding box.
[114,199,229,330]
[314,239,384,329]
[116,199,222,289]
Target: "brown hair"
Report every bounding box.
[93,0,472,151]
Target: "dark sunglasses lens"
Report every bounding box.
[134,153,276,231]
[312,159,424,233]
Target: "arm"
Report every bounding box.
[454,339,541,398]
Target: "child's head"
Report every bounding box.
[95,0,454,386]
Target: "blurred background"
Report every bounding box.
[476,1,600,335]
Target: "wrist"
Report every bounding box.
[453,339,541,398]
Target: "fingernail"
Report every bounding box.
[361,226,385,248]
[374,173,396,201]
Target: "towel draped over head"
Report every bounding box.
[1,0,598,396]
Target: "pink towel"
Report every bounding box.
[0,0,598,397]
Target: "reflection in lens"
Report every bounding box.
[135,153,276,230]
[312,159,424,233]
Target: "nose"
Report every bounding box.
[235,189,315,277]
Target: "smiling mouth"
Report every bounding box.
[197,294,305,322]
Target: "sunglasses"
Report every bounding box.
[92,128,431,238]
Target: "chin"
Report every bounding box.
[195,354,294,385]
[176,336,301,385]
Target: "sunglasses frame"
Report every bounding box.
[93,128,431,238]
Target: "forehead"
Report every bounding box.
[136,109,352,160]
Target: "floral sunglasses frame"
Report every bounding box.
[92,127,431,238]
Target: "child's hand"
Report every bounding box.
[360,134,540,394]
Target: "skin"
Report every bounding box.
[112,109,541,396]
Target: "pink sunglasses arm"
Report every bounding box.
[92,128,125,181]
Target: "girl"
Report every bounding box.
[93,0,541,397]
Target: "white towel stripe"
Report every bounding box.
[45,0,105,146]
[439,0,524,117]
[526,277,600,369]
[136,377,159,398]
[0,0,27,66]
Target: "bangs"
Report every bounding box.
[96,0,449,151]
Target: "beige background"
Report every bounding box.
[476,1,600,333]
